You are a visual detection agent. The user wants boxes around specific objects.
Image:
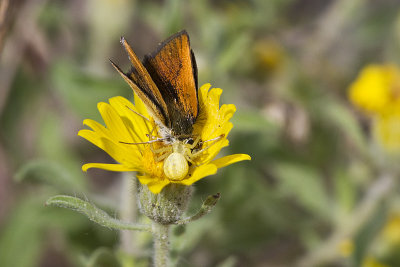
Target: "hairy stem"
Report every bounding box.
[152,222,170,267]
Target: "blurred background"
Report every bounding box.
[1,0,400,266]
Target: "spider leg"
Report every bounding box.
[190,136,224,159]
[155,152,171,162]
[202,134,225,144]
[184,154,198,167]
[151,145,172,154]
[185,135,201,149]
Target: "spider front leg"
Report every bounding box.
[155,150,172,162]
[150,144,172,155]
[185,135,201,149]
[190,135,224,159]
[185,155,198,167]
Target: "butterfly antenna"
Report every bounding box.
[125,105,150,121]
[119,138,166,145]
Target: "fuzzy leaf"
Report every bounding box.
[46,195,151,232]
[15,159,86,192]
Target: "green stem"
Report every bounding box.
[152,222,170,267]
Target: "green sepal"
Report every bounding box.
[174,193,220,225]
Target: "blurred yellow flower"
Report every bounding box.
[338,238,354,257]
[253,38,285,72]
[348,64,400,151]
[349,64,400,115]
[374,111,400,151]
[79,83,250,194]
[382,213,400,245]
[362,257,389,267]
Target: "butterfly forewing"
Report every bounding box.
[111,38,170,127]
[143,30,198,137]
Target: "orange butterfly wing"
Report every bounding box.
[111,38,170,127]
[143,30,198,137]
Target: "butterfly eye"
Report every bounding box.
[163,152,189,181]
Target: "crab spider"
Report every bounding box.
[120,106,224,180]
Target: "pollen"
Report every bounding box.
[163,152,189,181]
[143,147,164,178]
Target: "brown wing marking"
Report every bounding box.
[110,61,167,126]
[112,37,170,127]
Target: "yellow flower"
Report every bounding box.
[362,257,389,267]
[382,213,400,245]
[338,239,354,257]
[348,64,400,151]
[79,83,251,194]
[374,111,400,151]
[348,64,400,115]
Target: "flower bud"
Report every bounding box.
[138,183,193,224]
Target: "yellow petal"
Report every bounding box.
[180,164,218,185]
[97,102,133,142]
[78,130,141,167]
[136,174,154,185]
[109,96,151,142]
[211,154,251,169]
[199,139,230,164]
[134,92,150,118]
[198,83,212,105]
[83,119,110,138]
[348,65,392,113]
[82,163,138,172]
[220,104,236,123]
[204,88,222,120]
[147,179,171,194]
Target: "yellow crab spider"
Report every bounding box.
[161,135,224,181]
[122,135,223,181]
[121,106,223,181]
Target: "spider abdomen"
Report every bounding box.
[163,152,189,181]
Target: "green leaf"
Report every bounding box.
[82,247,121,267]
[333,169,356,217]
[51,61,129,120]
[216,256,238,267]
[36,112,87,188]
[273,162,331,218]
[232,110,279,133]
[0,193,85,267]
[0,199,45,267]
[323,101,367,155]
[15,159,86,192]
[46,195,151,232]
